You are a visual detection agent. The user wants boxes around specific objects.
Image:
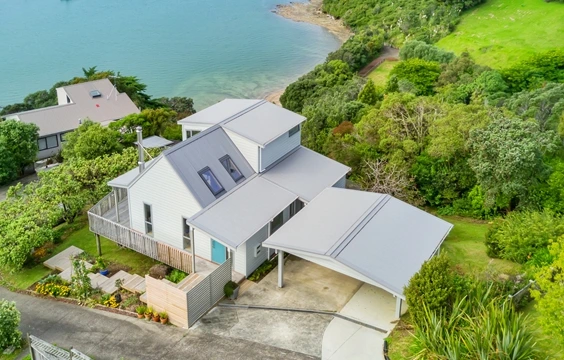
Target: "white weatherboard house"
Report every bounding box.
[3,79,139,159]
[92,99,452,318]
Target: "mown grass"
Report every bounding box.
[367,60,398,86]
[436,0,564,68]
[1,216,158,290]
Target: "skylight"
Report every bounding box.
[220,155,244,182]
[199,167,225,196]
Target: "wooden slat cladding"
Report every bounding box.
[145,275,189,328]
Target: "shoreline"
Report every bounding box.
[264,0,352,104]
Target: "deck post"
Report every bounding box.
[395,297,403,318]
[190,227,196,274]
[277,250,284,288]
[96,234,102,256]
[114,190,120,223]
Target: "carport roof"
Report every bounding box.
[188,176,298,249]
[263,188,453,297]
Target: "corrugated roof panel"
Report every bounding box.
[177,99,262,125]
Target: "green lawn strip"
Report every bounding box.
[436,0,564,68]
[386,314,414,360]
[440,215,522,276]
[367,60,398,86]
[2,217,158,290]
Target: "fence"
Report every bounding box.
[144,258,232,328]
[29,335,92,360]
[187,257,232,327]
[508,280,536,304]
[88,211,192,273]
[89,188,127,217]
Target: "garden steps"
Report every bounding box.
[88,273,108,288]
[43,246,84,272]
[122,274,146,294]
[176,273,201,291]
[139,292,147,303]
[98,270,131,294]
[58,260,93,282]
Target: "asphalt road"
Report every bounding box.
[0,287,315,360]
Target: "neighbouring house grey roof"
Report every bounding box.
[162,126,255,208]
[221,100,306,147]
[6,79,139,137]
[263,188,453,297]
[189,176,297,249]
[107,159,156,188]
[177,99,262,125]
[135,135,173,149]
[261,146,350,202]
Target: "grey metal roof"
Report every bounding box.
[261,146,350,202]
[263,188,453,297]
[177,99,262,125]
[135,135,173,148]
[189,176,297,248]
[163,126,255,208]
[221,100,306,147]
[107,159,156,188]
[7,79,139,137]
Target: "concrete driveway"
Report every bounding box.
[322,284,403,360]
[194,256,363,358]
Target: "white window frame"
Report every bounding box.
[144,203,153,236]
[182,217,191,250]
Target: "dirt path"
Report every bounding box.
[358,46,400,77]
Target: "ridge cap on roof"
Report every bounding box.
[219,99,267,127]
[9,103,76,117]
[161,124,223,157]
[61,78,112,90]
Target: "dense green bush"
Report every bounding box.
[165,269,187,284]
[501,49,564,93]
[0,300,22,350]
[387,59,441,95]
[399,40,455,63]
[404,254,458,328]
[327,29,384,71]
[485,210,564,263]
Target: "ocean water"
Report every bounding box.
[0,0,340,109]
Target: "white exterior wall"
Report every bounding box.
[181,124,213,141]
[260,130,301,170]
[56,88,70,105]
[333,175,347,189]
[234,242,247,275]
[225,129,259,172]
[129,158,202,250]
[193,229,212,261]
[244,225,269,276]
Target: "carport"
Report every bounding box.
[263,187,453,318]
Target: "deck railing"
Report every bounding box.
[88,194,192,274]
[89,188,127,216]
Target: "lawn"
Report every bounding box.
[1,216,159,290]
[367,60,398,86]
[436,0,564,68]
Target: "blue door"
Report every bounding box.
[211,239,227,264]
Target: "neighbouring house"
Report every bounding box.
[88,99,452,323]
[3,79,139,159]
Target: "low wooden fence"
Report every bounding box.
[145,275,190,328]
[88,212,192,274]
[29,334,92,360]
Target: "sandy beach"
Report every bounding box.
[263,0,352,104]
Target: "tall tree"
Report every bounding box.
[0,120,39,178]
[62,120,122,160]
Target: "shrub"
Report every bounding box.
[387,58,441,96]
[136,305,146,315]
[35,282,71,297]
[149,264,171,279]
[0,300,22,350]
[399,40,455,64]
[248,260,275,282]
[224,281,239,298]
[484,210,564,263]
[165,269,187,284]
[404,254,458,327]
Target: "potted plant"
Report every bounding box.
[224,281,240,300]
[136,305,146,319]
[159,312,168,325]
[144,306,153,320]
[95,257,109,276]
[152,310,160,322]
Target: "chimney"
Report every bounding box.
[136,126,145,173]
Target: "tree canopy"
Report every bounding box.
[62,120,123,160]
[0,120,39,184]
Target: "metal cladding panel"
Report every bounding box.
[164,126,255,207]
[261,146,350,202]
[211,258,232,303]
[190,177,297,248]
[187,275,212,327]
[336,197,453,296]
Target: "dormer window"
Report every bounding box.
[288,124,300,137]
[220,155,244,182]
[199,167,224,196]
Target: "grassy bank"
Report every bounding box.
[436,0,564,67]
[1,217,158,290]
[367,60,398,86]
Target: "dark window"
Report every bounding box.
[270,211,284,234]
[186,130,200,139]
[182,217,191,250]
[66,95,71,104]
[288,124,300,137]
[199,167,224,196]
[220,155,244,182]
[144,203,153,236]
[290,199,304,218]
[37,135,59,151]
